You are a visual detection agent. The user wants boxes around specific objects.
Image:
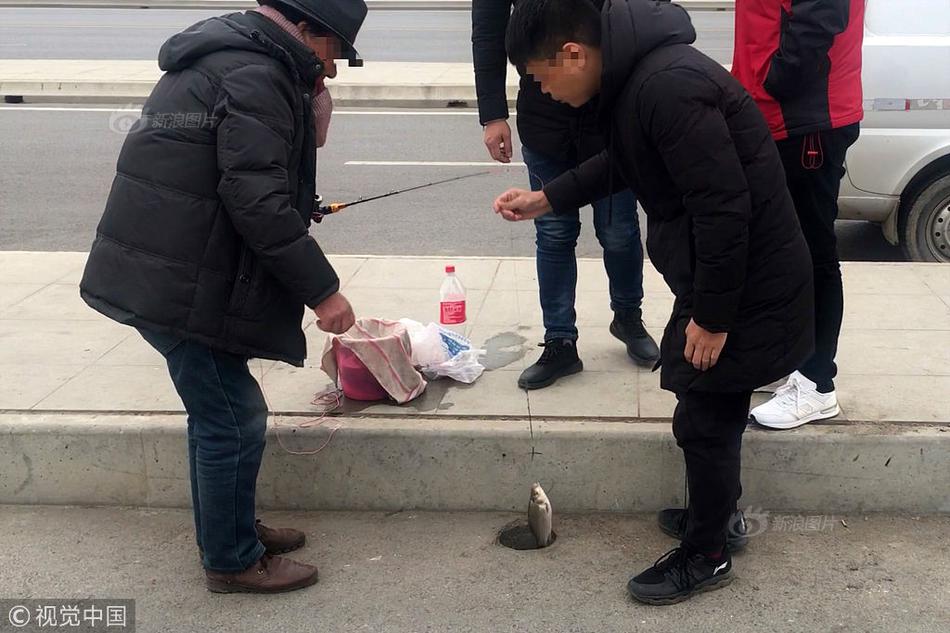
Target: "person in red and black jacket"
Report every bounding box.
[734,0,865,430]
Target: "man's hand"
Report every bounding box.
[483,119,513,163]
[684,318,728,371]
[314,292,355,334]
[493,189,552,222]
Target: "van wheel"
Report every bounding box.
[900,174,950,262]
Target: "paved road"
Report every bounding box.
[0,7,735,64]
[1,506,948,633]
[0,105,905,261]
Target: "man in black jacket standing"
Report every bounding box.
[495,0,814,603]
[473,0,658,390]
[80,0,366,594]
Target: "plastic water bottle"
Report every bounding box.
[439,265,467,330]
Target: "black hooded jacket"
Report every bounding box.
[80,11,337,366]
[472,0,606,162]
[545,0,815,393]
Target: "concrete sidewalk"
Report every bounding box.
[1,251,949,514]
[1,506,948,633]
[0,60,517,106]
[0,57,738,105]
[3,251,949,421]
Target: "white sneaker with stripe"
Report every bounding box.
[750,371,840,430]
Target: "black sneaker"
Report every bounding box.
[627,546,733,605]
[609,308,659,366]
[657,508,749,553]
[517,339,584,390]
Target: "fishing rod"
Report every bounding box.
[312,170,493,222]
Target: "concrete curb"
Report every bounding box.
[2,413,948,514]
[0,89,494,109]
[0,60,513,107]
[0,53,730,108]
[0,59,732,106]
[2,80,474,106]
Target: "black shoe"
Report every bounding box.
[657,508,749,553]
[609,308,659,366]
[517,339,584,390]
[627,546,734,605]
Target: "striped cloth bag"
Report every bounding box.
[321,318,427,404]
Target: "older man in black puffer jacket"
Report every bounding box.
[80,0,366,594]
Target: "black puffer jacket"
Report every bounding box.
[545,0,814,393]
[80,12,338,366]
[472,0,605,162]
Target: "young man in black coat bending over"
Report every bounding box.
[494,0,815,604]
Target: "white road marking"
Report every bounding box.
[336,110,482,116]
[0,106,141,112]
[346,161,525,167]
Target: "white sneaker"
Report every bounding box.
[755,375,789,394]
[750,371,840,430]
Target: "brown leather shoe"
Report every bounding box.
[205,554,319,594]
[256,519,307,555]
[197,521,306,562]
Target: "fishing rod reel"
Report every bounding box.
[311,195,344,223]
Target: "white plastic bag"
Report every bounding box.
[398,319,486,384]
[399,320,449,366]
[426,348,486,383]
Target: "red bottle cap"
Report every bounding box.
[445,265,455,273]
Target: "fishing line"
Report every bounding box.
[257,359,345,457]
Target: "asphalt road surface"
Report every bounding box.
[2,507,948,633]
[0,7,735,64]
[0,105,905,261]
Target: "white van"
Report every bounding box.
[840,0,950,261]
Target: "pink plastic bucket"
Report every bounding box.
[334,343,389,401]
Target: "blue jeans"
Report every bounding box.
[522,145,644,341]
[138,328,268,573]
